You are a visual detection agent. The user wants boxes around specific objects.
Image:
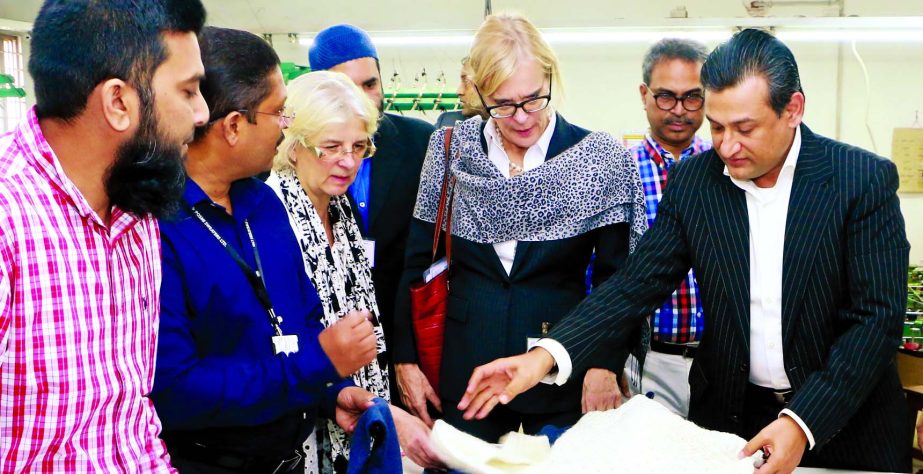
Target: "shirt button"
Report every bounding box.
[359,202,366,208]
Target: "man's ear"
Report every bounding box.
[639,83,649,108]
[783,91,805,129]
[99,79,137,133]
[221,111,245,147]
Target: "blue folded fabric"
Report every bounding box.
[347,398,402,474]
[535,424,571,445]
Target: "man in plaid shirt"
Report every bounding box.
[627,38,711,417]
[0,1,209,471]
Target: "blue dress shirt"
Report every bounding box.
[152,176,349,455]
[349,159,371,235]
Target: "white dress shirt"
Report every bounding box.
[541,127,816,447]
[483,112,557,274]
[725,126,814,448]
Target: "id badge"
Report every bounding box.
[272,334,299,355]
[362,239,376,267]
[422,257,448,284]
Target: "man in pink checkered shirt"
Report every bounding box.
[0,1,209,471]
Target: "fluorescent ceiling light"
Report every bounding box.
[0,18,32,33]
[298,30,730,47]
[778,29,923,42]
[295,17,923,47]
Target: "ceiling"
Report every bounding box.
[3,0,923,34]
[4,0,923,34]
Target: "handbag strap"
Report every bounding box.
[431,128,456,267]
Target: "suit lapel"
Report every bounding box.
[368,114,401,233]
[702,153,752,352]
[781,125,834,347]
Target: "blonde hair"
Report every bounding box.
[467,13,563,104]
[274,71,379,171]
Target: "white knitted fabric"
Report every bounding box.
[431,396,762,474]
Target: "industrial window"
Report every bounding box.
[0,34,26,133]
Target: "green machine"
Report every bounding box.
[279,62,462,113]
[0,73,25,99]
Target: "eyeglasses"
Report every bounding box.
[473,74,553,119]
[645,86,705,112]
[309,140,377,162]
[237,108,296,128]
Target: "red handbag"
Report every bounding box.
[409,128,455,390]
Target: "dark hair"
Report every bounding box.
[193,26,281,141]
[700,28,803,116]
[642,38,709,85]
[29,0,206,121]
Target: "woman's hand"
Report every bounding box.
[581,368,628,413]
[390,405,446,469]
[395,363,442,427]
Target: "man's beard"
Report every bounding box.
[105,103,187,220]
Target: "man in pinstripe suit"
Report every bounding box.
[459,29,912,473]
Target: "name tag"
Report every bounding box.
[272,335,299,355]
[362,239,376,268]
[423,257,448,284]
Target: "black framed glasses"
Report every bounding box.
[645,86,705,112]
[309,139,376,162]
[473,74,553,119]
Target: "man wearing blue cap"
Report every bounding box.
[309,24,435,405]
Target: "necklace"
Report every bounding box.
[495,122,524,177]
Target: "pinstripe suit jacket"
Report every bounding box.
[551,124,912,471]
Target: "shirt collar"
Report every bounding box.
[484,111,557,157]
[16,106,141,229]
[183,175,268,220]
[723,125,801,187]
[644,132,709,162]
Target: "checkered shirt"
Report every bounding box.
[632,133,711,344]
[0,108,173,472]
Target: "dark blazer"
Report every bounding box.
[347,113,434,360]
[552,124,911,471]
[394,114,631,414]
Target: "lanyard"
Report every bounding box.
[188,205,284,337]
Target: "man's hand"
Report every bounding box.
[582,368,627,413]
[457,349,555,420]
[334,386,375,434]
[395,363,442,427]
[740,416,807,474]
[390,405,446,469]
[318,310,376,378]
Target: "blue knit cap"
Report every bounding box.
[309,24,378,71]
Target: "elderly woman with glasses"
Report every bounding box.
[391,13,649,442]
[267,71,444,473]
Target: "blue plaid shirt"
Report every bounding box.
[632,133,711,344]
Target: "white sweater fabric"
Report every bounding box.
[431,396,762,474]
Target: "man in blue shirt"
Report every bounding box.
[152,27,378,473]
